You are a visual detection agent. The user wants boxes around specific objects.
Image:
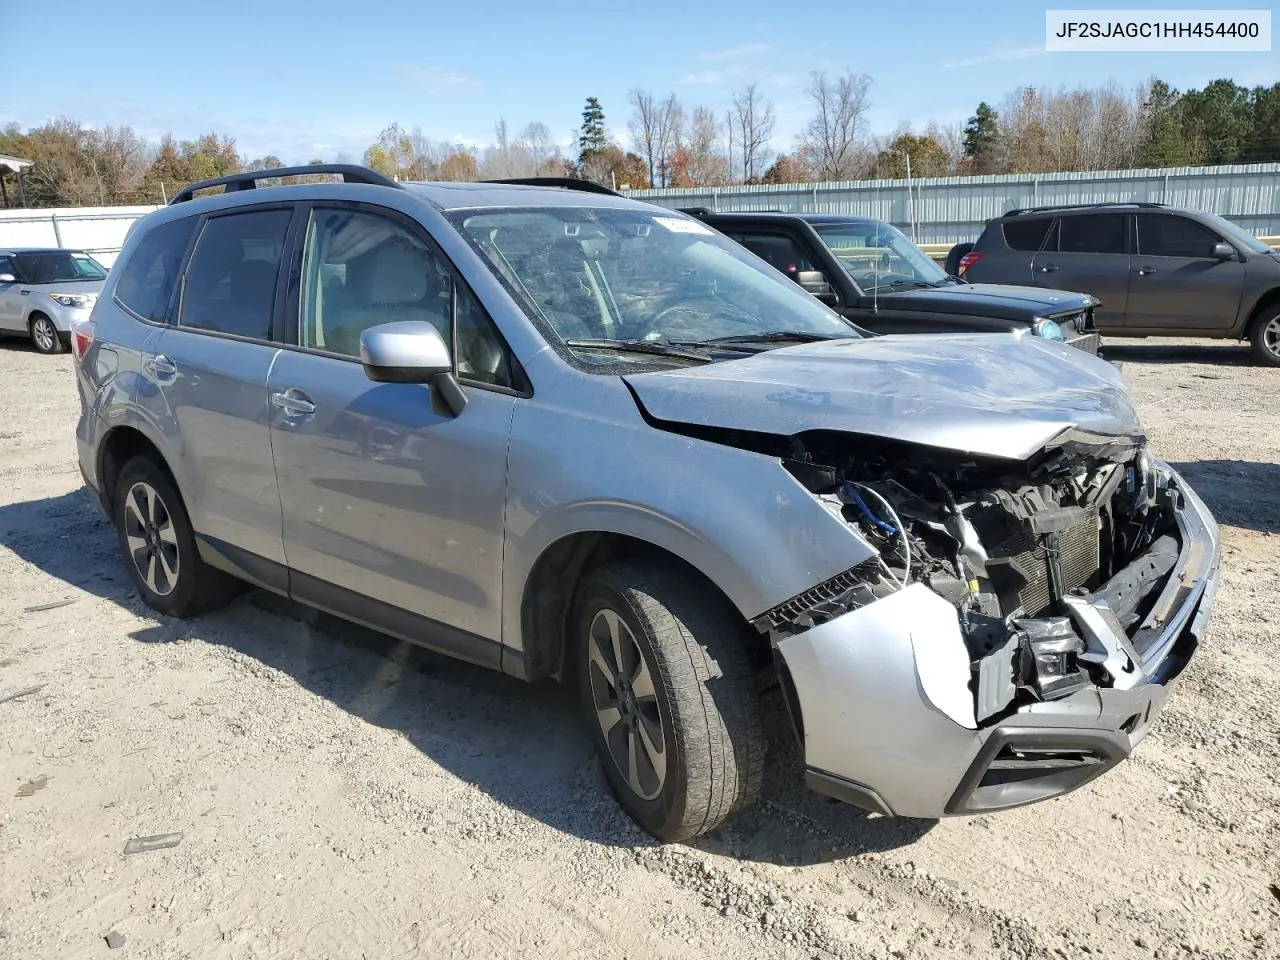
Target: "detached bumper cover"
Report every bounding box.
[777,462,1219,819]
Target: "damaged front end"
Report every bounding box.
[758,429,1220,818]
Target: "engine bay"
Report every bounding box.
[764,430,1184,725]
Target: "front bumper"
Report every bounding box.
[776,462,1219,819]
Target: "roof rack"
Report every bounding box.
[677,207,715,217]
[1004,201,1167,217]
[169,164,401,205]
[482,177,621,197]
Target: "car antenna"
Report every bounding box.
[872,231,880,314]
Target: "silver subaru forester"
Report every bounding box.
[72,166,1220,842]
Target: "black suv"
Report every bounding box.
[686,210,1101,353]
[950,202,1280,366]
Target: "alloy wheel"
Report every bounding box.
[32,316,56,353]
[586,607,667,801]
[1263,315,1280,361]
[123,481,180,597]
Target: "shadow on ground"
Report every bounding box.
[0,485,935,864]
[1101,339,1255,367]
[1171,459,1280,535]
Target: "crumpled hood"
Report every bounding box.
[623,333,1142,461]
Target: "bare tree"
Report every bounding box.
[931,121,964,175]
[729,82,776,182]
[628,89,680,187]
[683,106,730,186]
[519,121,559,175]
[797,70,873,180]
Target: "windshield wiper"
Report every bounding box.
[677,330,850,346]
[873,279,933,290]
[563,338,713,363]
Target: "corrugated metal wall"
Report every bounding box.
[626,163,1280,244]
[0,205,161,266]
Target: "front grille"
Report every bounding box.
[989,507,1101,617]
[1067,332,1101,355]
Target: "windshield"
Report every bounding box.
[447,207,857,360]
[812,221,948,291]
[1200,213,1275,255]
[13,251,108,283]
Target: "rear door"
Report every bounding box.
[1032,213,1132,328]
[133,205,294,587]
[1127,213,1245,332]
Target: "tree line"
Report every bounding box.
[3,75,1278,207]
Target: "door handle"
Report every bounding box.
[1039,264,1058,273]
[19,289,30,296]
[144,354,177,377]
[271,390,316,416]
[1136,266,1158,276]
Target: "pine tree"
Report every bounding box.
[577,97,607,171]
[961,102,1000,170]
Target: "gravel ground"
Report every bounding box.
[1,336,1277,960]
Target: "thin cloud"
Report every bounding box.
[400,65,484,93]
[695,42,771,62]
[944,45,1047,69]
[677,72,726,86]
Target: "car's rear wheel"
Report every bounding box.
[29,313,64,354]
[1249,308,1280,367]
[574,559,764,842]
[113,456,241,617]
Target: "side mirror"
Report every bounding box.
[359,321,467,418]
[0,273,15,284]
[795,270,838,306]
[1211,242,1235,260]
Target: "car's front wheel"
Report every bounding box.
[112,456,240,617]
[1249,307,1280,367]
[574,559,765,842]
[29,313,65,354]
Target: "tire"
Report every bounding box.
[112,455,241,617]
[574,559,765,842]
[29,313,65,354]
[1248,308,1280,367]
[945,242,974,278]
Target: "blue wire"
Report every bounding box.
[841,482,897,536]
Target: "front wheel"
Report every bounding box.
[574,559,765,842]
[29,313,65,354]
[1249,308,1280,367]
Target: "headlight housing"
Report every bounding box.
[49,293,96,309]
[1033,318,1065,341]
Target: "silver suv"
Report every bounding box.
[73,165,1220,841]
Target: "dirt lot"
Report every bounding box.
[1,337,1277,960]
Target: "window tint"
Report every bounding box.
[180,209,291,339]
[0,256,13,277]
[1002,217,1053,251]
[732,233,814,274]
[1057,214,1127,255]
[1137,216,1222,258]
[114,217,198,322]
[299,208,516,388]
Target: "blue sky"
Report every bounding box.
[8,0,1276,163]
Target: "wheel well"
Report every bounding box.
[519,532,764,683]
[98,426,176,511]
[1245,288,1280,338]
[27,309,51,327]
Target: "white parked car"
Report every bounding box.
[0,247,109,354]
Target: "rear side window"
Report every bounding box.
[1001,218,1053,251]
[731,232,815,274]
[1137,216,1221,258]
[114,217,198,322]
[180,209,292,340]
[1057,214,1128,255]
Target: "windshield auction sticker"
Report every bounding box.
[1046,9,1271,51]
[653,216,714,235]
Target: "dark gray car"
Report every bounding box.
[950,202,1280,365]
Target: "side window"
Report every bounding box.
[180,209,291,340]
[1137,216,1221,259]
[1002,217,1053,251]
[0,256,13,278]
[299,207,517,388]
[1057,214,1128,255]
[113,217,198,322]
[735,232,815,275]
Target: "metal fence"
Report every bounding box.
[4,163,1280,265]
[625,162,1280,245]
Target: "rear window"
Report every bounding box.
[114,217,199,323]
[179,209,292,340]
[1001,218,1053,251]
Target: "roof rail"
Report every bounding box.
[1004,201,1167,217]
[482,177,621,197]
[169,164,401,205]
